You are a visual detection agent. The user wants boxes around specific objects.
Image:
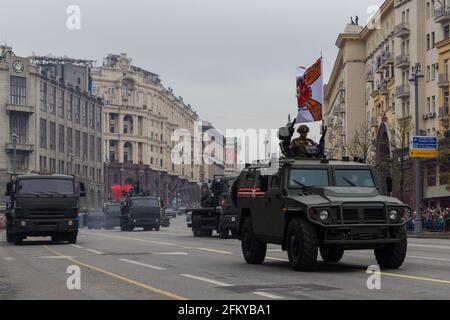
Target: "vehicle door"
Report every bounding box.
[264,173,285,239]
[251,171,271,236]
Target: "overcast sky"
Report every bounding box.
[1,0,383,139]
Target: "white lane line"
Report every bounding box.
[154,252,188,256]
[180,274,233,287]
[39,256,74,259]
[119,259,166,271]
[3,257,14,261]
[253,292,284,299]
[85,249,104,255]
[407,255,450,263]
[196,248,234,255]
[409,244,450,250]
[70,244,84,249]
[267,249,282,252]
[266,257,289,262]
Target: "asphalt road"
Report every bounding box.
[1,216,450,300]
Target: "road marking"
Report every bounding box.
[154,252,188,256]
[3,257,14,261]
[85,249,104,255]
[266,257,289,262]
[70,244,84,249]
[369,270,450,285]
[85,232,178,247]
[253,291,284,299]
[267,249,282,252]
[409,244,450,250]
[43,246,188,300]
[407,255,450,263]
[180,274,233,287]
[196,248,234,255]
[39,256,74,259]
[119,259,166,271]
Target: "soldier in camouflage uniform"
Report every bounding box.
[290,125,317,156]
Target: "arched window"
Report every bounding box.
[123,115,134,134]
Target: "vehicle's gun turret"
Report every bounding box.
[278,118,296,157]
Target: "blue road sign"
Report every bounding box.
[411,136,437,150]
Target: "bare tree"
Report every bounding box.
[347,122,375,165]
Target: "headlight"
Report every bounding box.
[155,219,159,222]
[319,210,329,221]
[68,221,74,226]
[231,217,236,222]
[20,221,27,227]
[389,210,399,221]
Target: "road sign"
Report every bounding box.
[410,136,438,158]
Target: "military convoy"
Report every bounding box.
[232,123,411,271]
[4,174,85,245]
[187,175,239,238]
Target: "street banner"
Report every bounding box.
[296,57,323,123]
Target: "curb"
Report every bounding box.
[407,232,450,240]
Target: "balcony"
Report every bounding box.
[398,115,412,129]
[423,112,437,120]
[378,82,388,96]
[437,73,450,88]
[395,54,410,69]
[434,6,450,24]
[394,22,410,38]
[381,52,394,69]
[5,143,35,153]
[396,85,410,99]
[6,104,35,114]
[439,106,450,120]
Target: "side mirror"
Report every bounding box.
[80,182,86,198]
[5,182,13,196]
[386,176,393,194]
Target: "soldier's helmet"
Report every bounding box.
[297,125,310,134]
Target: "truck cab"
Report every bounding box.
[120,196,161,232]
[236,157,411,271]
[4,174,85,245]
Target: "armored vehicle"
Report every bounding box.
[234,123,411,271]
[120,196,161,231]
[187,175,239,238]
[87,209,105,230]
[4,174,86,245]
[103,203,121,230]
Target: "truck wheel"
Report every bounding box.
[6,226,13,243]
[143,227,151,231]
[13,233,23,246]
[200,229,213,237]
[219,226,228,239]
[192,216,200,237]
[67,233,77,244]
[51,234,62,242]
[374,227,407,269]
[241,217,266,264]
[128,226,134,232]
[320,247,344,262]
[286,217,318,271]
[154,226,160,231]
[120,225,127,232]
[231,229,238,238]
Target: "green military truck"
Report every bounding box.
[4,174,86,245]
[120,196,161,231]
[187,176,239,238]
[103,203,121,230]
[234,157,411,271]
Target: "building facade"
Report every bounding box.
[324,0,450,208]
[0,46,104,209]
[92,54,201,206]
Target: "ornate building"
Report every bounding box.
[91,54,201,206]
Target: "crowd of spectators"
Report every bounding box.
[406,207,450,231]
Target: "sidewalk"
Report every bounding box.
[407,231,450,239]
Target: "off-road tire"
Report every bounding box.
[154,226,160,231]
[375,227,407,269]
[199,229,213,237]
[320,247,344,262]
[241,217,266,264]
[231,229,238,238]
[219,227,229,239]
[51,234,62,242]
[143,227,152,231]
[67,233,77,244]
[13,233,23,246]
[286,217,318,271]
[192,216,201,237]
[6,225,13,243]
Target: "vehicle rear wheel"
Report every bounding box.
[219,227,229,239]
[241,217,266,264]
[375,227,407,269]
[120,225,127,232]
[51,234,62,242]
[154,226,160,231]
[192,216,200,237]
[231,229,238,238]
[199,229,213,237]
[6,225,13,243]
[286,217,318,271]
[13,233,23,246]
[320,247,344,262]
[143,227,151,231]
[128,226,134,232]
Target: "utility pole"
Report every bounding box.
[409,63,424,233]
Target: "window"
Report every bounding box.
[89,135,95,161]
[49,86,56,115]
[82,133,88,160]
[95,106,101,130]
[432,32,436,48]
[109,140,117,162]
[10,113,28,144]
[431,64,436,81]
[335,170,375,187]
[67,128,73,154]
[427,2,431,19]
[40,81,47,111]
[10,76,26,106]
[109,114,116,133]
[49,122,56,150]
[89,103,95,128]
[40,119,47,149]
[432,96,436,113]
[427,66,431,81]
[75,98,81,123]
[427,34,431,51]
[289,169,329,188]
[58,90,65,118]
[97,137,102,161]
[67,94,73,121]
[75,130,81,157]
[427,97,431,113]
[82,101,88,126]
[58,125,65,153]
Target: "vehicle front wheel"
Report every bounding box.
[67,233,77,244]
[219,227,229,239]
[13,233,23,246]
[374,227,407,269]
[192,216,200,237]
[320,247,344,262]
[154,226,160,231]
[6,225,13,243]
[241,217,266,264]
[286,217,318,271]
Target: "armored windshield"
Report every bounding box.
[17,179,74,195]
[131,198,159,208]
[335,169,375,187]
[289,169,329,188]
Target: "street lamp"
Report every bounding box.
[409,63,424,233]
[11,132,18,177]
[120,167,126,186]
